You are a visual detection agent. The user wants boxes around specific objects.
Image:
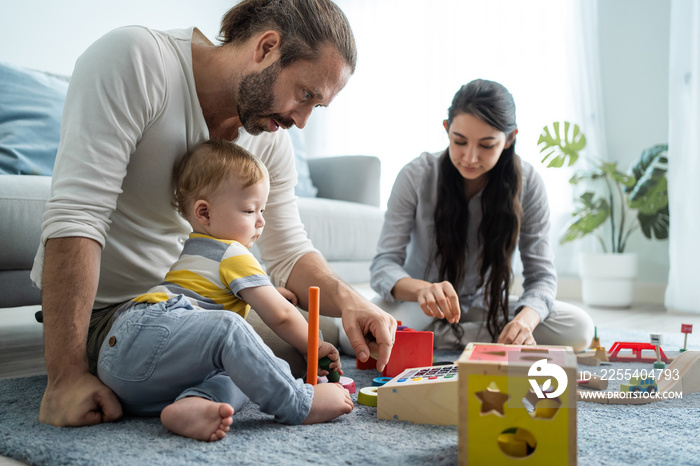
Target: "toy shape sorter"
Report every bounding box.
[457,343,577,466]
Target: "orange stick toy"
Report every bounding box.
[306,286,320,385]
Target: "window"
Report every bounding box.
[304,0,602,276]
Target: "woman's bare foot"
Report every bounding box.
[302,383,353,424]
[160,396,234,442]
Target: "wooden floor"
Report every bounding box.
[0,305,45,380]
[582,301,699,334]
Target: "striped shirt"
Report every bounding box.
[128,233,272,318]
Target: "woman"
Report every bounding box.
[370,79,593,352]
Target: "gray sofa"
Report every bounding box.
[0,155,384,311]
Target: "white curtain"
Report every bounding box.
[303,0,605,277]
[665,0,700,313]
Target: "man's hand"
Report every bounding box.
[342,300,397,372]
[39,371,122,427]
[40,237,121,427]
[285,252,398,372]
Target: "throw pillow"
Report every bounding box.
[288,126,318,197]
[0,62,69,175]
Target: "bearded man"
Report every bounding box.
[33,0,396,428]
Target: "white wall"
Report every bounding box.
[0,0,672,285]
[0,1,232,76]
[598,0,671,283]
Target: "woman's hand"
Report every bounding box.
[497,306,541,346]
[416,281,460,324]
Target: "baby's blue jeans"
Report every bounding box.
[97,295,313,425]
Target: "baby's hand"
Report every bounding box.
[318,342,342,381]
[276,287,298,306]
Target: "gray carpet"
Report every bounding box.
[1,327,699,466]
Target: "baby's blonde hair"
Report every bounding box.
[173,139,268,217]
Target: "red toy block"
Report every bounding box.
[356,322,408,369]
[355,325,434,376]
[356,355,378,370]
[608,341,669,363]
[382,328,434,378]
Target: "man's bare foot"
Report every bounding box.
[160,396,234,442]
[302,383,353,424]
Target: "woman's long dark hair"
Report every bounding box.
[433,79,522,342]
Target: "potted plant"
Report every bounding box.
[537,121,669,307]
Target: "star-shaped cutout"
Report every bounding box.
[475,386,510,416]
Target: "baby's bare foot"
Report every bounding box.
[161,396,234,442]
[302,383,353,424]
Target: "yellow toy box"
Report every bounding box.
[457,343,577,465]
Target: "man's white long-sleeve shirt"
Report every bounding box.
[31,26,316,308]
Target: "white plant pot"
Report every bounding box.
[579,253,638,308]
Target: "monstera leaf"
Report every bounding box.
[539,121,669,252]
[638,204,669,240]
[560,192,610,244]
[629,176,668,215]
[628,144,669,214]
[538,122,587,168]
[600,162,636,188]
[569,169,606,185]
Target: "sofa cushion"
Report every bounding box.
[248,196,383,284]
[0,62,68,176]
[0,175,51,270]
[297,197,383,262]
[288,127,318,198]
[0,175,51,307]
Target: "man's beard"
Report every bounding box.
[237,61,294,135]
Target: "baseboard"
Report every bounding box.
[510,276,667,305]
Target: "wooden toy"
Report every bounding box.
[579,350,700,405]
[607,341,669,364]
[382,328,434,377]
[317,375,352,390]
[339,376,356,394]
[650,334,666,369]
[356,354,377,370]
[306,286,320,385]
[589,326,601,349]
[577,374,608,390]
[594,347,609,362]
[457,343,577,466]
[681,323,693,352]
[576,354,601,366]
[358,387,379,407]
[372,377,392,386]
[316,374,356,393]
[377,364,458,425]
[621,376,657,394]
[576,346,610,366]
[319,356,340,383]
[356,325,434,377]
[658,350,700,395]
[497,427,537,457]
